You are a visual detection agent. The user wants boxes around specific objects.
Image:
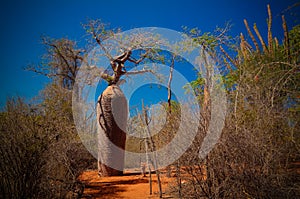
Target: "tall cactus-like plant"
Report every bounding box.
[282,15,290,60]
[244,19,260,52]
[267,4,273,54]
[236,4,292,60]
[253,23,268,53]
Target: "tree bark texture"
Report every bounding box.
[97,85,128,176]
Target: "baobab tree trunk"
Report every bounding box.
[97,85,128,176]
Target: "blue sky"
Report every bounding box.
[0,0,299,107]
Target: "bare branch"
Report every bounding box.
[219,45,237,69]
[127,49,151,64]
[167,55,175,114]
[125,69,154,75]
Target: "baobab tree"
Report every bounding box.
[76,21,219,177]
[82,20,162,176]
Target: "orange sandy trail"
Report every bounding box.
[78,170,175,199]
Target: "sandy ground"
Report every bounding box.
[78,170,176,199]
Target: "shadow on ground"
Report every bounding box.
[80,173,149,199]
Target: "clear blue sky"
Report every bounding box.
[0,0,299,107]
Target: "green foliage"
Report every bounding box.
[184,75,206,102]
[289,25,300,56]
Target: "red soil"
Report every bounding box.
[78,170,175,199]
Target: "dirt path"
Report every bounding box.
[78,170,175,199]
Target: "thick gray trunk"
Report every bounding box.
[97,85,127,176]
